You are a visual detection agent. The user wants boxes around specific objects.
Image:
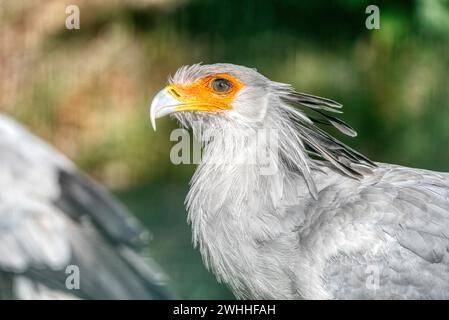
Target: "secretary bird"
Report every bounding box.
[0,114,172,299]
[149,63,449,299]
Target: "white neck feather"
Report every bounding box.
[184,102,315,297]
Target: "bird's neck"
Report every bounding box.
[185,115,316,297]
[185,106,316,222]
[182,96,374,297]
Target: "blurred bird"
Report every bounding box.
[0,114,172,299]
[150,63,449,299]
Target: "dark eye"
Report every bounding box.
[211,78,232,93]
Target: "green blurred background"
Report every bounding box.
[1,0,448,299]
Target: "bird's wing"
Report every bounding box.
[302,165,449,299]
[0,114,173,299]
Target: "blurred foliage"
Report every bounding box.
[1,0,448,299]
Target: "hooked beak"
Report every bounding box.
[150,85,232,130]
[149,88,182,131]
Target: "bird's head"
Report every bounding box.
[150,63,277,131]
[150,63,376,194]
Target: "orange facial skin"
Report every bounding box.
[166,73,245,113]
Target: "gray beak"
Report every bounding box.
[149,88,182,131]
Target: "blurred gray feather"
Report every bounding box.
[0,114,173,299]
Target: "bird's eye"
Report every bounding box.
[211,78,232,93]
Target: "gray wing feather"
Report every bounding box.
[0,114,173,299]
[311,165,449,299]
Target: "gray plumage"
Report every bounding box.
[150,63,449,299]
[0,114,172,299]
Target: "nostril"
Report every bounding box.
[169,88,181,98]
